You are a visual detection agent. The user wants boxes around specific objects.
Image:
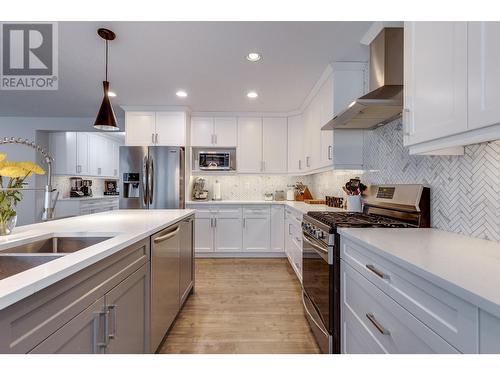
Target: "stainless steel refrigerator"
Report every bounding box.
[119,146,185,209]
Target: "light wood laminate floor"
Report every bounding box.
[159,258,320,354]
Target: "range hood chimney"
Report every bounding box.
[322,27,403,130]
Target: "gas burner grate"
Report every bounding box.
[306,211,409,229]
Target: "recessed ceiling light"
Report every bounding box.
[176,90,188,98]
[107,91,117,97]
[246,52,262,62]
[247,91,258,99]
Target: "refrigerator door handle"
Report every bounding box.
[142,155,148,206]
[149,155,154,205]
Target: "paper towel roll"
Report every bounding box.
[213,180,221,200]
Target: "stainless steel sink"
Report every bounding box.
[0,255,63,280]
[0,236,112,255]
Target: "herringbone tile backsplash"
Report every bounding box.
[310,119,500,241]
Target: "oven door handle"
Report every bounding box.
[303,233,329,262]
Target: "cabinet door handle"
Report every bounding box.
[151,133,155,144]
[107,304,117,339]
[366,264,389,280]
[155,133,158,144]
[288,223,292,235]
[98,167,102,175]
[243,218,246,228]
[328,145,333,160]
[95,309,109,349]
[214,217,217,227]
[366,313,390,335]
[403,108,411,136]
[298,160,302,170]
[306,156,310,167]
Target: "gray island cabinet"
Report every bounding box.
[0,216,194,354]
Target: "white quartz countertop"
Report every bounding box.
[58,195,119,201]
[338,228,500,317]
[0,209,194,310]
[186,200,345,215]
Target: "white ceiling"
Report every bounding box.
[0,21,372,118]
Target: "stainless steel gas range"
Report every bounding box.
[301,184,430,354]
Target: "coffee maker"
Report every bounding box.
[82,180,93,197]
[70,177,84,198]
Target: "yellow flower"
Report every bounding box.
[0,153,6,162]
[17,161,45,175]
[0,166,30,178]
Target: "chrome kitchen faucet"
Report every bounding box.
[0,137,59,221]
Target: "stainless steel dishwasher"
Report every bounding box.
[151,223,181,352]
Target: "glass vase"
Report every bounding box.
[0,214,17,236]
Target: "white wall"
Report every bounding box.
[0,117,124,225]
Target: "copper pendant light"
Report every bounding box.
[94,28,118,131]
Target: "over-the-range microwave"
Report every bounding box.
[193,148,236,171]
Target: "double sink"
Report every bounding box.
[0,236,112,281]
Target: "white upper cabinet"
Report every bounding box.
[191,117,214,146]
[191,116,237,147]
[237,117,263,173]
[50,132,77,175]
[262,117,287,173]
[287,114,304,174]
[75,133,90,175]
[214,117,237,147]
[125,110,187,146]
[404,22,468,147]
[125,112,156,146]
[468,22,500,130]
[318,75,334,168]
[155,112,186,146]
[50,132,120,178]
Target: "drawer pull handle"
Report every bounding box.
[366,313,390,336]
[366,264,389,280]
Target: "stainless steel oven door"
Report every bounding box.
[302,231,331,335]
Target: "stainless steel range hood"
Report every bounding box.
[322,27,403,130]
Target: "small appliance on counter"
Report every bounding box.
[104,180,119,196]
[286,187,295,201]
[69,177,84,198]
[212,180,222,201]
[192,177,209,201]
[81,180,93,197]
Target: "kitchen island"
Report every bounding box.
[0,209,194,354]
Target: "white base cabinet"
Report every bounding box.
[284,206,303,282]
[189,204,287,256]
[340,235,500,354]
[243,206,271,252]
